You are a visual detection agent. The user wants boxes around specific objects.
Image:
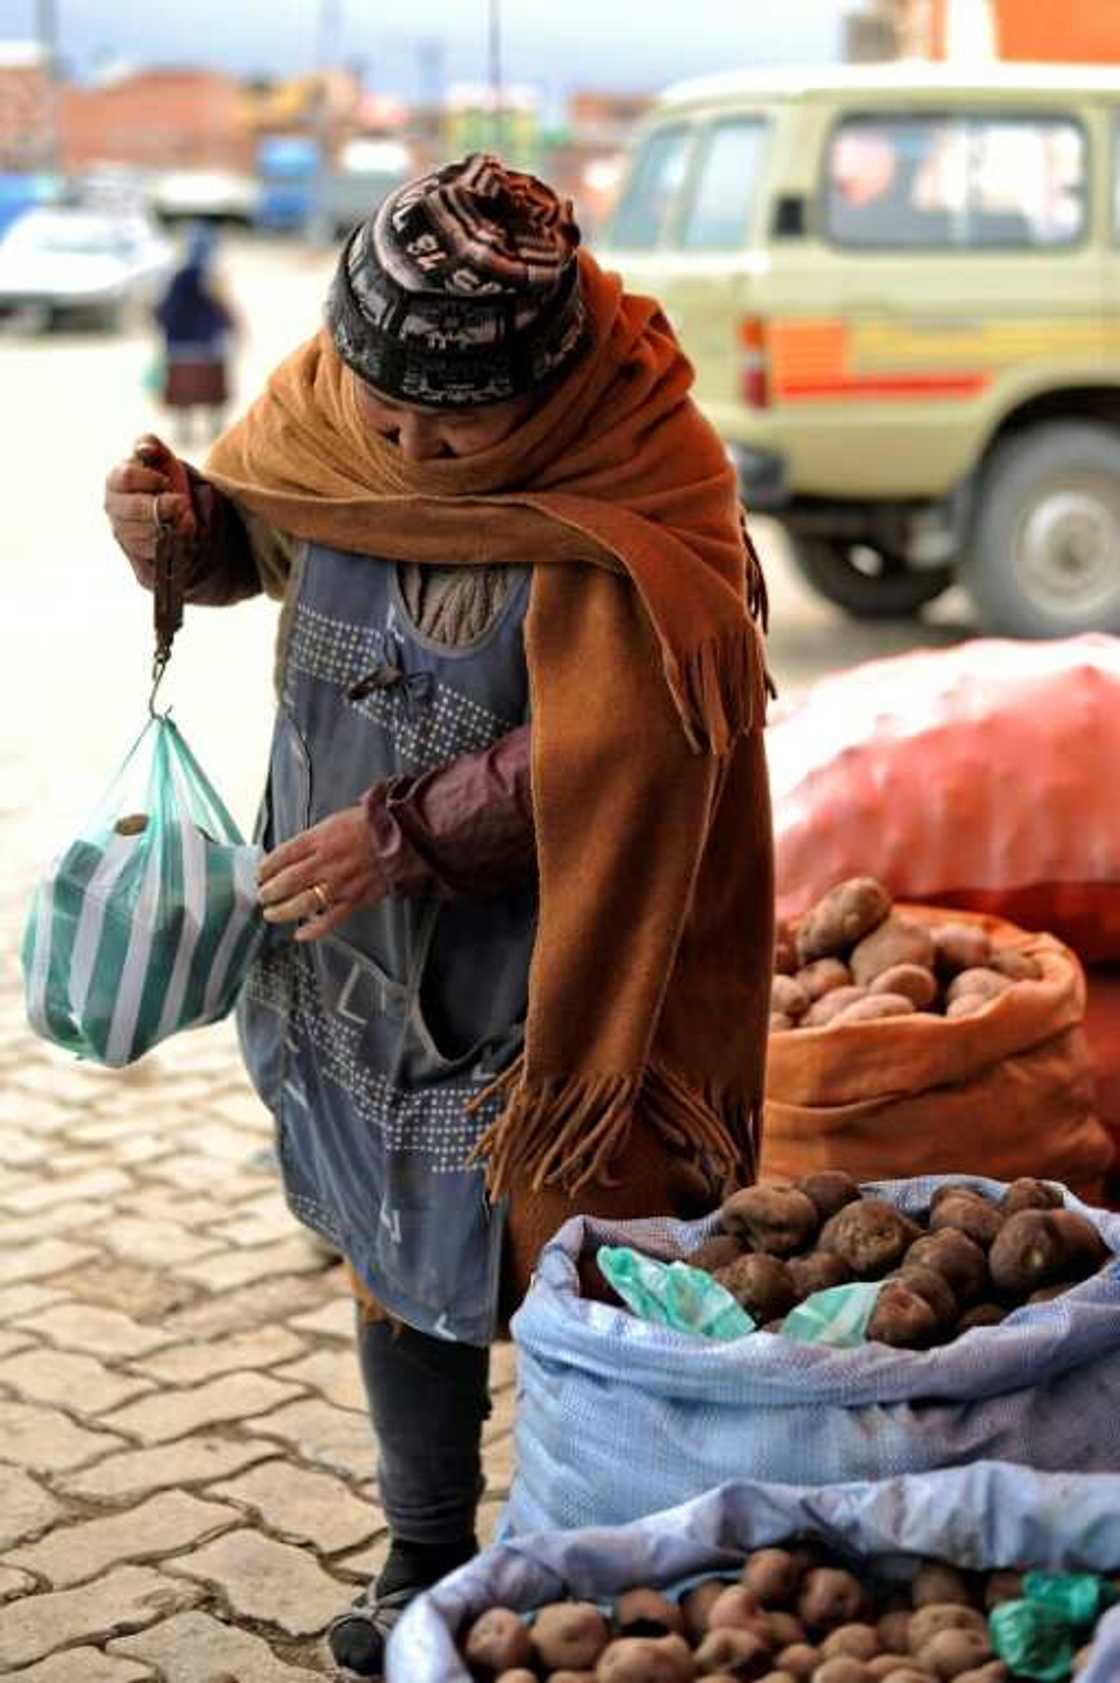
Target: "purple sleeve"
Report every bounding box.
[362,724,534,899]
[181,469,263,607]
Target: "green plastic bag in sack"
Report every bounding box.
[22,715,263,1067]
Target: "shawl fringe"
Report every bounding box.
[469,1058,756,1198]
[667,623,771,756]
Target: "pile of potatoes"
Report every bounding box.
[771,878,1043,1033]
[459,1543,1107,1680]
[685,1172,1111,1346]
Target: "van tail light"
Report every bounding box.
[737,315,770,409]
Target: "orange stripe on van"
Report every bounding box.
[768,319,988,403]
[783,372,990,401]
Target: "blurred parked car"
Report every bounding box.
[323,137,410,240]
[150,169,258,225]
[0,205,175,329]
[601,63,1120,637]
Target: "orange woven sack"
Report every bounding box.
[760,906,1113,1202]
[770,636,1120,963]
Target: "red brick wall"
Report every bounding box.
[59,71,253,173]
[0,64,51,169]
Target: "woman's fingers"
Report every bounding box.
[106,460,170,495]
[294,902,353,944]
[257,832,315,887]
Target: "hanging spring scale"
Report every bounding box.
[148,475,195,716]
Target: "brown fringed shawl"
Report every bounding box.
[207,249,773,1197]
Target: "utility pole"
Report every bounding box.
[36,0,60,175]
[488,0,504,155]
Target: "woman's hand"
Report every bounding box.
[257,805,388,942]
[103,434,194,590]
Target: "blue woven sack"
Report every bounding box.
[505,1175,1120,1536]
[390,1465,1120,1683]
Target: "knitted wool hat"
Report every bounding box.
[326,153,588,408]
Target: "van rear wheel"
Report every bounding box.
[791,535,953,620]
[964,422,1120,637]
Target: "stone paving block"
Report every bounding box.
[209,1460,381,1554]
[484,1433,517,1493]
[117,1188,235,1227]
[289,1297,355,1341]
[0,1094,78,1137]
[490,1342,518,1390]
[333,1533,388,1584]
[50,1258,194,1321]
[0,1466,63,1551]
[146,1155,276,1201]
[58,1435,280,1503]
[0,1327,34,1357]
[188,1122,267,1164]
[0,1567,34,1603]
[4,1169,134,1215]
[482,1383,517,1444]
[99,1217,223,1269]
[177,1238,328,1293]
[9,1490,240,1588]
[0,1130,49,1167]
[102,1372,305,1444]
[131,1325,305,1386]
[163,1275,332,1339]
[478,1495,505,1548]
[15,1302,174,1360]
[0,1400,125,1475]
[2,1347,155,1416]
[0,1284,62,1322]
[0,1238,97,1285]
[168,1530,344,1638]
[0,1166,34,1199]
[110,1609,323,1682]
[0,1565,202,1670]
[0,1200,106,1246]
[245,1397,374,1482]
[208,1195,301,1249]
[7,1647,155,1683]
[8,1062,112,1105]
[275,1347,365,1413]
[205,1088,274,1133]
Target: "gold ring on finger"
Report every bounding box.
[310,881,331,916]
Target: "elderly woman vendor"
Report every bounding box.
[103,153,774,1675]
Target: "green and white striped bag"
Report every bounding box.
[22,715,264,1067]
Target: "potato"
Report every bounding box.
[989,1210,1072,1295]
[743,1549,803,1607]
[916,1628,993,1679]
[877,1673,939,1683]
[797,878,892,963]
[932,924,992,978]
[955,1666,1009,1683]
[767,1613,806,1648]
[956,1303,1007,1331]
[813,1662,873,1683]
[944,969,1013,1009]
[911,1566,973,1610]
[494,1672,539,1683]
[929,1194,1004,1252]
[532,1603,612,1671]
[831,993,917,1027]
[821,1625,880,1661]
[1000,1177,1062,1216]
[707,1584,765,1632]
[908,1606,986,1654]
[897,1265,958,1329]
[870,965,938,1009]
[805,987,870,1028]
[693,1627,772,1677]
[549,1673,599,1683]
[876,1612,912,1654]
[905,1232,988,1305]
[690,1234,745,1274]
[721,1187,820,1258]
[867,1280,941,1349]
[850,917,936,987]
[618,1590,686,1639]
[945,994,991,1020]
[775,922,799,976]
[758,1673,799,1683]
[597,1634,695,1682]
[771,1013,796,1033]
[716,1255,798,1323]
[798,1568,865,1632]
[789,1252,854,1300]
[773,976,811,1022]
[682,1581,728,1642]
[866,1659,919,1679]
[798,1172,862,1223]
[465,1607,534,1675]
[1050,1209,1111,1272]
[798,958,855,1002]
[982,1572,1022,1611]
[819,1200,922,1278]
[776,1646,820,1680]
[988,948,1041,982]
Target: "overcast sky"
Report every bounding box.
[9,1,847,106]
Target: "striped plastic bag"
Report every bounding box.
[22,715,263,1067]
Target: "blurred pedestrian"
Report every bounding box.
[152,221,236,447]
[103,154,773,1676]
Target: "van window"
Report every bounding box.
[825,114,1085,250]
[678,118,767,250]
[609,126,692,249]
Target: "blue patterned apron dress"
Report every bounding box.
[238,543,535,1345]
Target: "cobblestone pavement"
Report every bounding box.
[0,233,967,1682]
